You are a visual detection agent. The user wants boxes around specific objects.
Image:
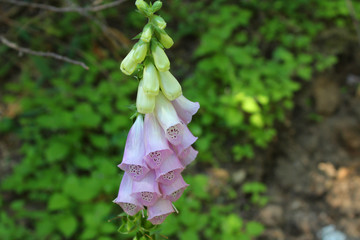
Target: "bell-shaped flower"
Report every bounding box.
[158,71,182,101]
[141,23,153,43]
[154,92,184,145]
[178,146,198,167]
[152,15,166,30]
[172,95,200,124]
[133,41,148,63]
[160,175,189,202]
[136,80,155,114]
[144,113,173,169]
[120,49,138,75]
[118,115,150,181]
[142,60,160,96]
[131,171,161,207]
[172,123,197,156]
[113,173,143,216]
[151,41,170,72]
[155,154,184,185]
[147,198,174,225]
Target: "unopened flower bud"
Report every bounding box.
[151,41,170,72]
[143,60,160,96]
[156,28,174,49]
[152,15,166,29]
[133,41,148,63]
[120,49,137,75]
[136,80,155,114]
[151,1,162,13]
[135,0,150,13]
[141,24,153,43]
[159,71,182,101]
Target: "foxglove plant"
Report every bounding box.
[114,0,200,228]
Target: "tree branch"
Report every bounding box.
[0,0,128,13]
[0,36,89,70]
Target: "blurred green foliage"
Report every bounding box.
[0,0,359,239]
[173,0,352,164]
[161,175,264,240]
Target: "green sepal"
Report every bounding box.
[132,32,142,40]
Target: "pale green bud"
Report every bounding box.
[133,41,148,63]
[140,24,153,43]
[143,60,160,96]
[151,1,162,13]
[151,41,170,72]
[120,49,137,75]
[152,15,166,29]
[135,0,150,13]
[136,80,155,114]
[159,71,182,101]
[156,28,174,49]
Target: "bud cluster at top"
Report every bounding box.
[120,0,180,114]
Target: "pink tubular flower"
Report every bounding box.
[160,175,189,202]
[147,198,175,225]
[144,113,173,169]
[172,95,200,124]
[155,154,184,185]
[172,123,197,157]
[131,171,161,207]
[154,92,184,145]
[178,146,198,167]
[113,173,144,216]
[118,115,150,181]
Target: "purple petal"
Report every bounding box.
[131,171,161,207]
[147,198,175,225]
[160,175,189,202]
[155,154,184,185]
[113,173,144,216]
[118,115,149,181]
[172,95,200,124]
[179,146,198,167]
[172,124,197,156]
[144,113,173,169]
[154,92,184,145]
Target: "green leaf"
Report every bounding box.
[45,141,69,162]
[245,221,264,236]
[249,113,264,128]
[74,103,101,128]
[63,176,101,202]
[90,134,109,149]
[242,97,260,113]
[180,230,199,240]
[48,193,70,210]
[57,214,78,238]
